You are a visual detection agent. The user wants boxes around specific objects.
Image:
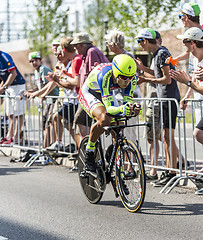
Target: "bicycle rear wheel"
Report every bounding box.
[78,136,105,204]
[115,140,146,212]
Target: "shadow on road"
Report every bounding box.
[140,201,203,216]
[0,216,73,240]
[0,167,41,176]
[98,200,124,209]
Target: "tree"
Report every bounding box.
[83,0,181,50]
[83,0,109,51]
[25,0,70,57]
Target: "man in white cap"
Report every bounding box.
[170,27,203,143]
[177,2,202,69]
[177,3,203,123]
[170,27,203,195]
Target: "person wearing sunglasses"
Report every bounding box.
[79,54,141,172]
[173,3,202,124]
[135,28,180,187]
[169,27,203,195]
[173,3,202,73]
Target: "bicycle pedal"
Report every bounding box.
[80,171,88,178]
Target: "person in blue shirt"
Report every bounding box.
[0,50,26,145]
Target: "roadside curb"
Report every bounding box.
[0,146,76,168]
[0,146,197,189]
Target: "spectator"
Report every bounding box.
[24,52,59,148]
[135,28,180,187]
[170,27,203,145]
[143,31,162,181]
[175,2,202,123]
[0,50,26,145]
[144,31,185,180]
[70,32,109,142]
[46,37,82,151]
[51,38,60,55]
[169,27,203,195]
[104,28,142,143]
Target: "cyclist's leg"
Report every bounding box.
[85,106,112,171]
[79,87,112,171]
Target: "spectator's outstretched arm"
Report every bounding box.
[137,65,171,85]
[170,69,203,95]
[173,51,190,62]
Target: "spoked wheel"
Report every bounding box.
[78,136,106,204]
[115,140,146,212]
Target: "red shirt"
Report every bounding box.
[71,54,82,94]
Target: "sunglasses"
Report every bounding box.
[118,75,134,81]
[178,14,185,19]
[137,38,144,44]
[183,39,191,44]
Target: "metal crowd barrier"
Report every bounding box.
[0,94,202,194]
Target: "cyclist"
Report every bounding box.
[79,54,141,172]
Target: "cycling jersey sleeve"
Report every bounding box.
[123,76,137,104]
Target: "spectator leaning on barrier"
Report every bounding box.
[24,52,59,148]
[169,27,203,195]
[46,37,82,151]
[0,50,26,145]
[170,27,203,146]
[174,3,202,124]
[135,28,181,187]
[70,32,109,142]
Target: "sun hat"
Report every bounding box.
[28,52,41,61]
[70,32,93,45]
[181,3,201,17]
[177,27,203,41]
[135,28,156,39]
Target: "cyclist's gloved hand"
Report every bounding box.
[122,103,132,116]
[133,103,142,116]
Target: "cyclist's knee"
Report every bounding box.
[97,112,111,127]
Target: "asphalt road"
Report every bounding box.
[0,157,202,240]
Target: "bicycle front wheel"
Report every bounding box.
[115,140,146,212]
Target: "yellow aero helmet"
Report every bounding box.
[112,54,137,78]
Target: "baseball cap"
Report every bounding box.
[28,52,41,61]
[177,27,203,41]
[181,3,201,17]
[135,28,156,39]
[155,31,161,40]
[70,32,93,45]
[52,38,60,45]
